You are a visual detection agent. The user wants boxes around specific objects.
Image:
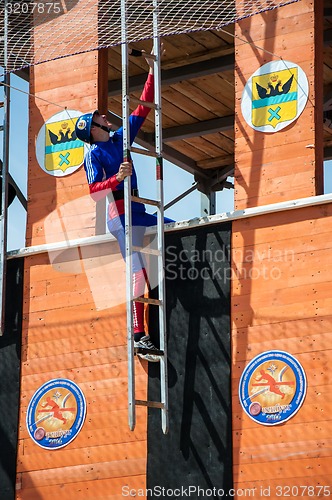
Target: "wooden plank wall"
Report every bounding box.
[16,31,148,500]
[231,204,332,496]
[232,0,332,497]
[234,0,323,210]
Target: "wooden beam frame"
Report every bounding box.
[151,116,234,142]
[108,54,234,96]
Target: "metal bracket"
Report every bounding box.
[194,165,234,195]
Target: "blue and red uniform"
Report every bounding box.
[83,73,172,335]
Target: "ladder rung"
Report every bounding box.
[130,97,158,110]
[135,400,165,409]
[132,245,161,256]
[132,195,160,207]
[142,53,157,61]
[131,146,157,158]
[134,296,162,306]
[134,347,164,356]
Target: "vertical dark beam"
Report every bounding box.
[147,224,232,495]
[98,48,109,114]
[0,258,24,500]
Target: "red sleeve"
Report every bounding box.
[132,73,154,119]
[89,175,120,201]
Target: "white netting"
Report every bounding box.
[0,0,300,73]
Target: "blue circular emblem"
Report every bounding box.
[239,351,306,426]
[26,378,86,449]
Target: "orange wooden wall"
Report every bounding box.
[234,0,323,210]
[232,0,332,497]
[16,49,148,500]
[231,205,332,496]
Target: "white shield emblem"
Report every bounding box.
[241,60,309,133]
[36,110,87,176]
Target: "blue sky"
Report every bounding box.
[1,73,331,251]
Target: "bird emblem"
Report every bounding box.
[255,73,294,99]
[48,121,77,145]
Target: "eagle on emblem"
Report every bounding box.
[256,73,294,98]
[48,121,77,145]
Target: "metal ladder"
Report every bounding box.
[121,0,169,434]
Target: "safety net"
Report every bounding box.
[0,0,300,73]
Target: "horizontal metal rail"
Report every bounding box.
[7,192,332,260]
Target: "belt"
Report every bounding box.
[108,188,139,202]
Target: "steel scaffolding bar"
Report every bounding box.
[0,0,10,335]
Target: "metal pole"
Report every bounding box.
[153,0,169,434]
[0,0,10,335]
[121,0,135,431]
[163,182,198,211]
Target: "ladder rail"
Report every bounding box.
[122,0,169,434]
[121,0,136,432]
[153,0,169,434]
